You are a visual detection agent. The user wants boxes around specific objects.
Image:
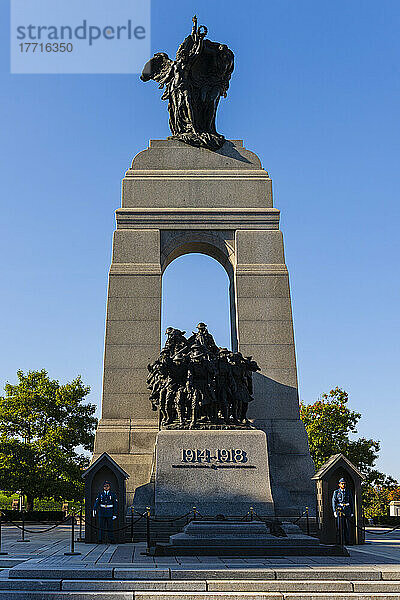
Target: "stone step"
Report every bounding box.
[126,519,319,543]
[1,591,400,600]
[2,577,400,594]
[0,594,134,599]
[9,567,400,581]
[155,544,347,556]
[56,579,400,592]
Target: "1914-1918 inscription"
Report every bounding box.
[182,448,248,463]
[172,448,256,469]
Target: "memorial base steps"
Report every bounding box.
[3,567,400,599]
[125,516,319,544]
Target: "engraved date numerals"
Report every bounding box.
[182,448,248,463]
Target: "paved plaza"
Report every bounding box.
[0,524,399,597]
[1,522,400,567]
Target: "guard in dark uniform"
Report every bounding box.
[93,480,118,544]
[332,478,354,544]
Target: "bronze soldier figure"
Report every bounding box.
[186,347,216,428]
[146,324,259,429]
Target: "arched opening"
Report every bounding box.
[161,253,235,350]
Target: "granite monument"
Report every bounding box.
[93,17,315,517]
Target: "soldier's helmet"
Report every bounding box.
[197,322,207,330]
[339,478,346,484]
[219,348,229,355]
[165,326,174,335]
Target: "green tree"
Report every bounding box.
[0,369,97,509]
[300,387,380,476]
[300,387,399,517]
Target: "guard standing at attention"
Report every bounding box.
[332,478,354,545]
[93,480,118,544]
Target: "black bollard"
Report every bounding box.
[130,506,134,543]
[249,506,254,521]
[145,507,151,554]
[17,510,30,543]
[0,513,8,555]
[192,506,197,521]
[305,506,310,536]
[64,513,81,556]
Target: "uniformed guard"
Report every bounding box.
[93,480,118,544]
[332,478,354,545]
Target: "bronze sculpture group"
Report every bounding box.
[147,323,260,429]
[141,16,234,151]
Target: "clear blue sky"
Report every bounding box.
[1,1,399,479]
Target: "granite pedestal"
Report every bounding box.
[154,430,274,516]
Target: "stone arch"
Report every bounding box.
[160,230,238,350]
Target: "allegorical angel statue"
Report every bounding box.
[140,16,234,151]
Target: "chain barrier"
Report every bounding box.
[81,513,145,534]
[0,506,314,550]
[349,515,400,536]
[293,510,307,524]
[0,511,71,534]
[336,512,400,540]
[147,511,192,523]
[365,525,400,535]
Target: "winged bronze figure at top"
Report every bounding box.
[140,16,234,151]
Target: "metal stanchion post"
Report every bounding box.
[193,506,197,521]
[17,510,30,543]
[249,506,254,521]
[0,513,8,555]
[77,504,84,542]
[130,506,134,543]
[64,513,81,556]
[145,507,151,554]
[362,507,366,544]
[305,506,310,536]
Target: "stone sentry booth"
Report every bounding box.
[93,16,315,517]
[312,453,365,545]
[82,452,129,543]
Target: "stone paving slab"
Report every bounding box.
[283,595,400,600]
[0,594,135,599]
[115,569,170,580]
[134,594,283,600]
[382,571,400,580]
[354,581,400,592]
[170,569,275,579]
[9,567,114,579]
[275,569,381,580]
[0,579,61,590]
[62,580,207,591]
[4,593,400,600]
[207,580,354,592]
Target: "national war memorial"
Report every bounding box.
[93,16,316,520]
